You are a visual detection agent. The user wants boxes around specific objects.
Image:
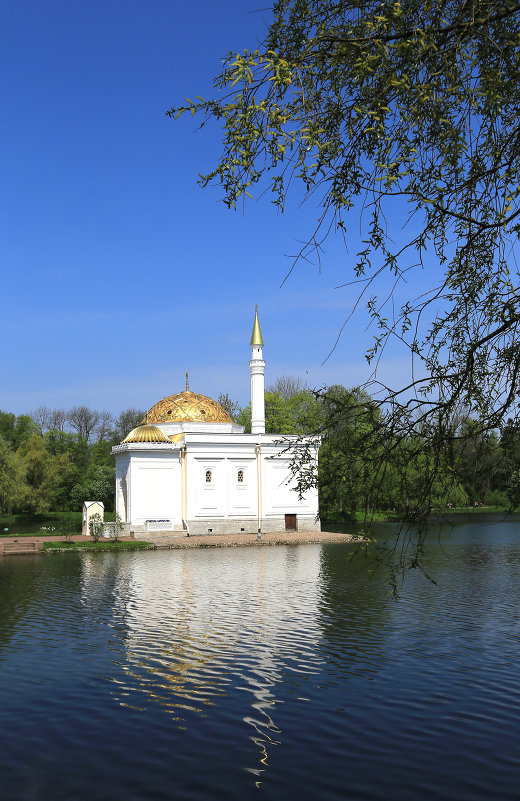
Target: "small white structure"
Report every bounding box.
[111,308,320,536]
[82,501,104,536]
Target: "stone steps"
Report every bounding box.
[0,541,44,556]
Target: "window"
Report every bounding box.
[205,469,212,483]
[237,469,244,483]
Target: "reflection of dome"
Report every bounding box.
[143,391,232,424]
[122,424,171,444]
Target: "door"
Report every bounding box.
[285,513,297,531]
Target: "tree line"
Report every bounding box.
[0,407,144,516]
[1,380,519,520]
[228,378,519,520]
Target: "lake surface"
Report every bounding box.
[1,516,520,800]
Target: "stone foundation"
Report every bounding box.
[129,516,320,539]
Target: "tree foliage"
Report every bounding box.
[0,435,26,514]
[17,435,74,515]
[171,0,520,419]
[170,0,520,575]
[238,388,324,433]
[217,393,242,421]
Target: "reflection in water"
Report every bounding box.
[318,545,391,683]
[0,554,84,655]
[84,546,325,782]
[3,520,520,801]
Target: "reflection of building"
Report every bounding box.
[111,308,320,536]
[109,546,325,725]
[89,545,325,779]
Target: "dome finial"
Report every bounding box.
[186,371,189,392]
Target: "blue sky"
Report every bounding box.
[1,0,427,416]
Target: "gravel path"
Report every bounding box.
[139,530,360,548]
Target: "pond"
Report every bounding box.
[1,516,519,800]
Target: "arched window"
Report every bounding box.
[205,469,212,483]
[237,469,244,483]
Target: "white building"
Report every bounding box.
[111,308,320,536]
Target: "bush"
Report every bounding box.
[484,489,508,507]
[53,511,80,542]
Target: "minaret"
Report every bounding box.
[250,305,265,434]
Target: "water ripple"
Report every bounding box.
[2,525,520,800]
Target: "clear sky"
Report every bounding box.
[1,0,423,416]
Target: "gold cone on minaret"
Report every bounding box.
[250,304,264,346]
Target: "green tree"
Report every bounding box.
[506,469,520,510]
[41,430,90,509]
[452,422,505,504]
[0,435,27,514]
[317,385,384,519]
[238,388,323,434]
[0,411,37,449]
[18,435,74,515]
[70,442,115,512]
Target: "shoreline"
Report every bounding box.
[139,530,362,549]
[0,530,363,554]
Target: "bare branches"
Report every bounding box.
[170,0,520,578]
[66,407,101,442]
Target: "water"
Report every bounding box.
[1,518,520,800]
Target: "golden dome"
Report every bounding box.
[143,391,232,424]
[122,424,171,444]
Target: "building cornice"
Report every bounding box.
[111,442,176,454]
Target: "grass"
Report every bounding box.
[1,531,60,537]
[0,510,117,537]
[324,505,511,525]
[43,540,153,552]
[436,505,508,515]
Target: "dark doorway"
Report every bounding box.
[285,514,297,531]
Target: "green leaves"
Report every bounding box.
[168,0,520,577]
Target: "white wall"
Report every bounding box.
[114,433,320,529]
[129,452,182,525]
[187,450,258,519]
[262,454,318,519]
[185,437,318,523]
[227,457,257,517]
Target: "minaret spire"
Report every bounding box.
[186,371,189,392]
[250,305,265,434]
[250,304,264,346]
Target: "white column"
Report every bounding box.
[250,347,265,434]
[250,306,265,434]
